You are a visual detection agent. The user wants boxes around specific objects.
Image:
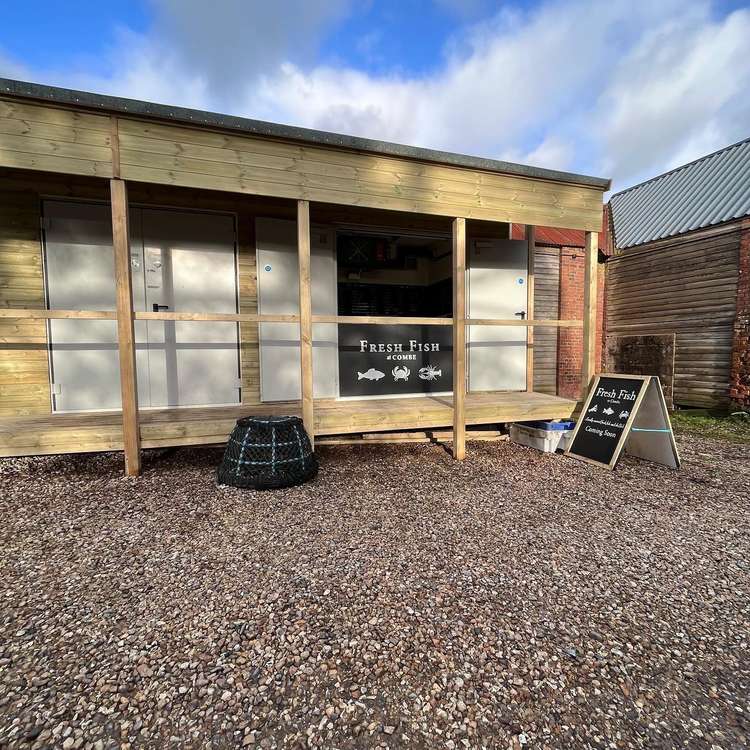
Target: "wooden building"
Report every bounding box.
[607,138,750,409]
[510,222,609,399]
[0,79,609,474]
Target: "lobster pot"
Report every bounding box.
[217,416,318,490]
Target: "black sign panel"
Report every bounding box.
[566,375,648,467]
[338,324,452,397]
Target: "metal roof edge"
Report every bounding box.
[610,135,750,201]
[0,77,611,190]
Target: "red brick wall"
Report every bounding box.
[556,247,606,399]
[729,219,750,409]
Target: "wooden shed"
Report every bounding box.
[0,79,609,474]
[607,138,750,409]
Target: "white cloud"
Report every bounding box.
[1,0,748,192]
[501,136,576,172]
[149,0,352,95]
[596,6,750,187]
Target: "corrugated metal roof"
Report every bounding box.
[0,77,611,190]
[609,137,750,249]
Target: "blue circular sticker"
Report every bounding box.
[517,277,524,285]
[264,265,272,272]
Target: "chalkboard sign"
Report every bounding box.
[565,374,680,470]
[338,323,451,397]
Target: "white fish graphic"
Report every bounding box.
[602,407,614,415]
[357,368,385,381]
[587,404,599,413]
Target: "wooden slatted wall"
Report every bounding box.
[532,247,560,394]
[115,117,602,229]
[607,224,740,407]
[0,99,113,178]
[0,97,604,231]
[0,188,51,415]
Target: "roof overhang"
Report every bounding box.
[0,77,611,191]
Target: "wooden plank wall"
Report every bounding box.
[0,99,113,178]
[532,247,560,394]
[0,97,604,231]
[115,117,603,229]
[607,224,740,407]
[0,188,50,416]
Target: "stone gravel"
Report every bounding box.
[0,435,748,749]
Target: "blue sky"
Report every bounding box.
[2,0,749,191]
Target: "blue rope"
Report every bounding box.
[235,426,252,477]
[293,424,306,465]
[228,455,309,466]
[228,436,298,449]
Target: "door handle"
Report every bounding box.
[152,303,169,312]
[515,311,526,319]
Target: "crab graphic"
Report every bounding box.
[418,365,442,381]
[392,366,410,381]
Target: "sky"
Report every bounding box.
[1,0,749,192]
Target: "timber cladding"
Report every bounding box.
[606,224,741,408]
[0,99,113,178]
[532,246,560,395]
[0,188,49,416]
[0,97,604,231]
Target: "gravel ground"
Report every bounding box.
[0,435,748,749]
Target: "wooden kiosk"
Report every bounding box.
[0,79,609,475]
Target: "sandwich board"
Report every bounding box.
[565,374,680,470]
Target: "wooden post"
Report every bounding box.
[110,178,140,476]
[525,224,535,392]
[452,217,466,460]
[581,230,599,398]
[297,199,314,446]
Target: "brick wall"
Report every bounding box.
[556,247,606,399]
[729,219,750,409]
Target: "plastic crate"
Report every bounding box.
[522,419,576,431]
[509,421,575,453]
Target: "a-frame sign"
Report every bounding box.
[565,374,680,470]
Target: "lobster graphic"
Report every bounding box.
[392,366,410,381]
[418,365,442,381]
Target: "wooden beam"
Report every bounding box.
[110,178,140,476]
[297,199,314,447]
[452,217,467,460]
[466,319,582,327]
[312,315,451,326]
[526,224,535,391]
[0,308,584,327]
[0,309,118,320]
[581,230,599,398]
[134,311,299,323]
